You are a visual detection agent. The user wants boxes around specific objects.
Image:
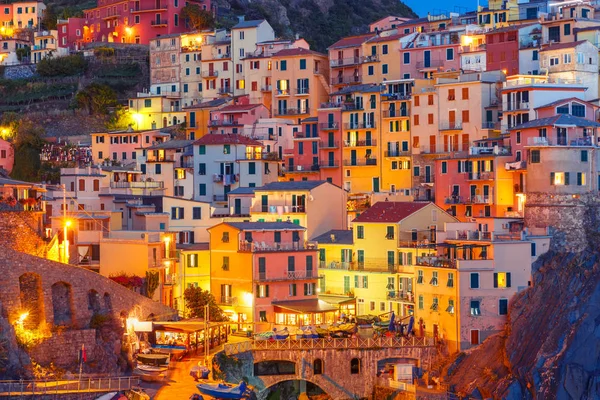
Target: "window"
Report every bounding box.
[357,226,364,239]
[430,271,438,286]
[386,226,394,240]
[516,131,521,144]
[448,89,455,100]
[413,115,419,126]
[428,114,434,124]
[577,172,586,186]
[223,145,230,154]
[471,329,480,345]
[171,207,184,220]
[441,161,447,174]
[274,231,281,243]
[446,299,455,313]
[470,273,479,289]
[564,23,571,35]
[447,272,454,287]
[494,272,511,288]
[462,110,470,123]
[417,270,424,284]
[581,150,588,162]
[289,283,297,296]
[155,164,162,174]
[198,163,206,175]
[144,99,152,107]
[222,256,230,271]
[368,65,374,75]
[350,358,360,374]
[280,60,287,71]
[259,311,267,322]
[462,87,469,99]
[551,172,565,186]
[572,103,585,117]
[549,56,559,66]
[414,95,419,106]
[193,207,202,220]
[199,184,206,196]
[563,54,571,64]
[380,302,386,311]
[499,298,508,315]
[198,145,206,155]
[530,150,540,163]
[418,295,424,310]
[532,50,538,61]
[313,359,323,375]
[428,95,433,105]
[531,242,537,256]
[363,276,368,289]
[382,64,388,74]
[299,59,306,70]
[222,232,230,243]
[470,300,481,316]
[248,162,256,175]
[383,45,388,54]
[446,48,454,60]
[431,297,439,311]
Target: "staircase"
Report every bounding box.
[316,72,331,95]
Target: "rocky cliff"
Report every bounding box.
[444,201,600,399]
[217,0,418,51]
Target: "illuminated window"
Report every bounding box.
[268,61,272,70]
[494,272,511,288]
[176,169,186,179]
[552,172,565,185]
[239,79,245,89]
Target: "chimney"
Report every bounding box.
[330,234,336,242]
[238,15,245,23]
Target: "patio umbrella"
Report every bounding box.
[406,316,415,336]
[388,311,396,332]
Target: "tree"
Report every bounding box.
[9,119,45,182]
[145,271,160,299]
[75,83,118,115]
[105,105,134,131]
[41,4,58,30]
[181,5,215,30]
[184,287,229,321]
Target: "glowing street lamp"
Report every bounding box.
[63,219,72,263]
[132,113,142,130]
[17,312,29,327]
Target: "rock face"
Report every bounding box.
[217,0,417,51]
[445,201,600,398]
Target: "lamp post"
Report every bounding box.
[63,219,72,263]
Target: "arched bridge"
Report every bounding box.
[222,336,438,400]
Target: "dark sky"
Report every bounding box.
[403,0,480,18]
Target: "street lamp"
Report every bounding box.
[63,219,72,263]
[132,113,142,130]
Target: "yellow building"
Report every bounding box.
[184,98,231,140]
[315,201,457,318]
[360,32,403,86]
[128,94,186,131]
[174,243,211,315]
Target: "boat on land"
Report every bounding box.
[133,367,166,382]
[196,381,253,399]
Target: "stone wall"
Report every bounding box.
[0,249,177,329]
[0,211,48,257]
[3,64,36,80]
[28,329,97,368]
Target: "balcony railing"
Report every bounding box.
[146,155,175,162]
[387,291,415,302]
[526,136,593,146]
[384,150,410,157]
[281,164,320,174]
[239,153,270,160]
[133,3,167,11]
[209,119,240,127]
[239,241,317,252]
[344,139,377,147]
[319,161,340,168]
[382,93,412,101]
[343,158,378,166]
[331,75,362,85]
[274,108,310,116]
[251,204,306,213]
[506,102,530,111]
[219,296,237,305]
[296,88,310,95]
[344,122,376,130]
[213,195,228,201]
[383,109,409,118]
[218,86,232,95]
[415,60,444,69]
[398,230,436,247]
[468,195,492,204]
[469,146,511,156]
[213,173,238,184]
[257,270,316,281]
[330,57,360,67]
[319,122,339,130]
[261,85,272,92]
[320,140,340,149]
[276,89,290,96]
[416,256,456,269]
[360,55,380,63]
[467,172,494,180]
[445,196,467,204]
[439,121,463,131]
[110,181,164,189]
[481,122,500,130]
[150,20,168,26]
[201,70,218,78]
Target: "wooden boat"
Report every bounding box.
[133,367,166,382]
[137,364,168,373]
[136,353,169,366]
[197,381,252,399]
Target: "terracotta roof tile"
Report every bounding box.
[273,47,327,57]
[352,201,430,223]
[218,104,262,112]
[540,40,589,52]
[192,134,262,146]
[328,33,377,50]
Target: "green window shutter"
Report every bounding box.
[398,252,404,266]
[304,283,308,295]
[493,272,498,288]
[506,273,511,288]
[565,172,570,185]
[354,275,359,288]
[363,276,368,288]
[550,172,555,185]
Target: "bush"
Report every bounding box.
[36,54,87,77]
[93,47,115,57]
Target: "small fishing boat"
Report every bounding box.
[274,327,289,340]
[137,364,168,373]
[137,353,170,366]
[197,381,252,399]
[133,367,166,382]
[300,326,319,339]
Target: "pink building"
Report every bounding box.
[63,0,211,47]
[369,16,412,33]
[328,33,376,90]
[57,17,85,50]
[208,103,270,135]
[401,33,461,80]
[91,129,169,165]
[0,138,14,173]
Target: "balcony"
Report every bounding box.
[239,153,270,160]
[132,3,167,12]
[319,161,340,168]
[444,196,467,204]
[383,109,409,118]
[258,270,316,281]
[469,146,511,156]
[251,204,307,214]
[218,86,233,95]
[384,150,410,157]
[318,260,401,273]
[344,122,376,130]
[467,172,494,181]
[446,230,525,242]
[416,256,456,269]
[150,20,168,27]
[481,121,500,130]
[146,155,175,162]
[343,158,378,167]
[219,296,238,306]
[360,55,380,63]
[281,164,320,174]
[330,57,360,67]
[274,108,310,116]
[439,121,463,131]
[212,174,237,184]
[213,195,228,202]
[110,181,164,189]
[201,70,218,78]
[239,241,317,252]
[209,119,240,127]
[319,122,339,130]
[276,89,290,96]
[506,102,530,111]
[330,75,362,85]
[416,60,444,69]
[526,136,593,147]
[102,13,120,20]
[341,103,364,111]
[344,139,377,147]
[296,88,310,95]
[468,195,492,204]
[163,250,178,260]
[319,102,343,109]
[261,85,272,92]
[382,93,412,101]
[398,230,436,247]
[320,140,340,149]
[387,291,414,303]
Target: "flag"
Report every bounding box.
[78,344,87,364]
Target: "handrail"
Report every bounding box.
[0,376,140,395]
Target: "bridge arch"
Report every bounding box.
[259,378,329,400]
[51,281,74,326]
[18,272,45,329]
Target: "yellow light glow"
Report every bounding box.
[164,235,171,244]
[125,27,132,35]
[242,292,253,306]
[461,36,473,46]
[19,312,29,324]
[502,69,508,75]
[65,220,72,227]
[132,113,143,124]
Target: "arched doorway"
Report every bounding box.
[51,282,74,326]
[18,273,45,329]
[263,380,330,400]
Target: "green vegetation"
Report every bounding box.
[181,4,216,30]
[8,117,45,182]
[74,83,118,115]
[145,271,160,299]
[36,54,87,77]
[184,287,229,321]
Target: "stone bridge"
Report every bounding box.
[221,337,438,400]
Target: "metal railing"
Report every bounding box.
[219,296,237,305]
[331,75,362,85]
[343,158,378,166]
[257,270,316,281]
[201,70,218,78]
[319,122,339,130]
[384,150,410,157]
[319,161,340,168]
[0,377,140,396]
[360,54,380,63]
[296,88,310,95]
[330,57,361,67]
[383,109,409,118]
[506,101,529,111]
[209,119,240,127]
[344,122,376,130]
[110,181,164,189]
[416,256,456,268]
[467,172,494,180]
[261,85,272,92]
[224,337,434,355]
[344,139,377,147]
[281,164,321,174]
[150,20,168,26]
[439,121,463,130]
[274,108,310,116]
[218,86,232,95]
[320,140,340,148]
[387,291,415,302]
[239,241,317,252]
[415,60,444,69]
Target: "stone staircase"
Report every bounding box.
[316,72,331,95]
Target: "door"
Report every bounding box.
[351,150,357,165]
[483,185,490,201]
[357,250,364,268]
[234,199,241,215]
[557,128,567,145]
[373,177,380,193]
[470,329,480,345]
[366,131,372,146]
[328,132,335,147]
[328,152,334,166]
[328,113,335,128]
[425,166,432,183]
[261,195,268,212]
[424,50,431,68]
[449,110,456,128]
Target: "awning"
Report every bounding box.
[318,295,356,306]
[273,299,338,314]
[152,320,229,333]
